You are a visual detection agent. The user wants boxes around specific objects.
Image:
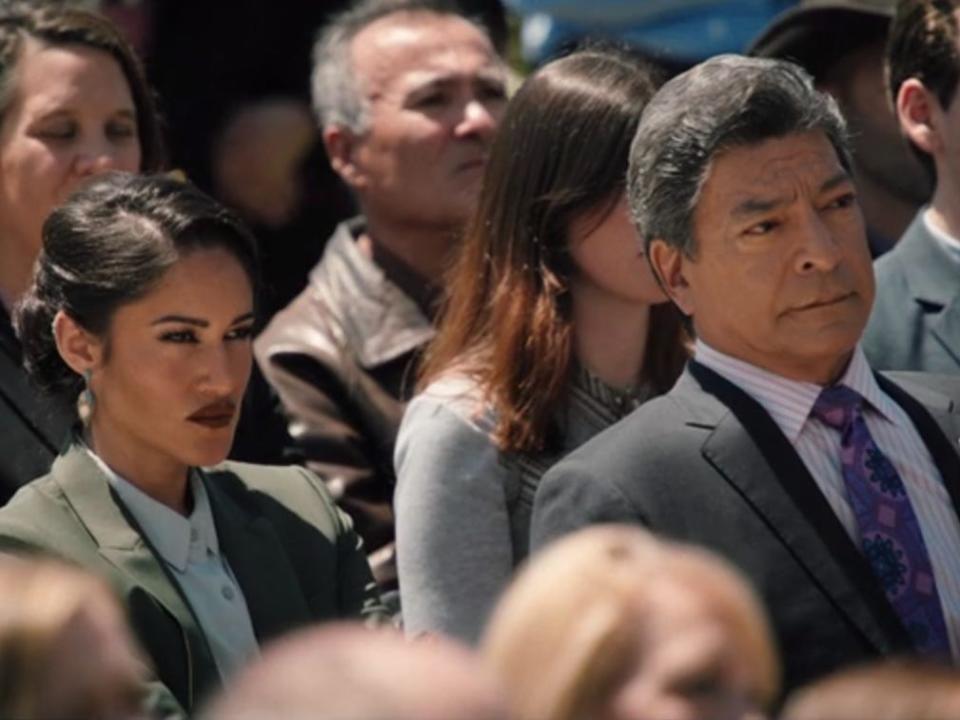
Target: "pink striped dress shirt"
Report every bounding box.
[695,340,960,659]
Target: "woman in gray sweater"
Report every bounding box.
[394,47,688,644]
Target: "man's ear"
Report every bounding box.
[52,311,104,377]
[897,79,942,156]
[648,239,695,317]
[322,124,367,191]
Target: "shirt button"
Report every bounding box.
[190,528,199,542]
[222,585,235,601]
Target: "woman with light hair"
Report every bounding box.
[0,556,146,719]
[782,660,960,720]
[482,526,780,720]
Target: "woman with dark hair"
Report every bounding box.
[0,173,383,716]
[0,3,164,499]
[395,47,688,643]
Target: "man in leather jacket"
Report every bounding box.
[255,0,506,591]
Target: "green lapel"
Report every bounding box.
[202,468,313,643]
[50,443,219,707]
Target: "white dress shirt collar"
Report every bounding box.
[693,340,902,442]
[84,448,219,573]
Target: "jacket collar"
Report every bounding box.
[898,211,960,308]
[307,219,435,368]
[49,443,219,707]
[52,445,313,639]
[49,445,315,703]
[683,362,919,655]
[202,466,313,642]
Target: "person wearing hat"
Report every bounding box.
[750,0,931,257]
[862,0,960,374]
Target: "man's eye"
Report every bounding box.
[825,192,858,210]
[479,84,507,101]
[159,330,198,344]
[414,93,447,108]
[745,220,778,235]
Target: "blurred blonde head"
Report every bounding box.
[0,556,145,719]
[482,525,780,720]
[782,660,960,720]
[204,622,506,720]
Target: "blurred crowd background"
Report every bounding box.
[2,0,959,719]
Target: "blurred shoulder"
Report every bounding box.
[884,372,960,409]
[403,371,496,437]
[0,473,86,553]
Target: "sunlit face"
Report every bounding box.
[346,13,506,229]
[651,131,874,384]
[569,195,666,306]
[0,39,141,297]
[88,248,254,472]
[600,579,769,720]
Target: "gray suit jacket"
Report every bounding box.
[0,443,385,715]
[531,362,960,696]
[863,213,960,372]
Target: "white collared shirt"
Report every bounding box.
[86,449,260,678]
[695,340,960,658]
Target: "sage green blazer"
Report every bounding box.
[0,442,385,715]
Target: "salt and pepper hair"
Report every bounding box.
[627,54,852,258]
[310,0,488,133]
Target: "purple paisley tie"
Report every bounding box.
[812,385,950,657]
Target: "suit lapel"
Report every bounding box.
[687,362,912,653]
[51,444,218,700]
[899,217,960,368]
[878,374,960,522]
[203,469,313,643]
[929,297,960,369]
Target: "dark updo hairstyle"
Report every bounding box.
[0,2,164,171]
[14,172,259,408]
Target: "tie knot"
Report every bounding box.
[811,385,863,431]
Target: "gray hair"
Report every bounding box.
[310,0,487,134]
[627,54,852,258]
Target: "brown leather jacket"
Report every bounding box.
[254,219,434,587]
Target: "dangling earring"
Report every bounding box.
[77,369,95,425]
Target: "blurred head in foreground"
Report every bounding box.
[203,622,505,720]
[482,525,779,720]
[782,660,960,720]
[0,555,145,719]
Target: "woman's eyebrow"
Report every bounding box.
[150,315,207,327]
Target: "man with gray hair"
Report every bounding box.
[255,0,506,593]
[532,54,960,695]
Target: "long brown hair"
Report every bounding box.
[420,47,687,454]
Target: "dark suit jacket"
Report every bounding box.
[0,443,386,715]
[863,213,960,373]
[0,307,72,501]
[531,362,960,695]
